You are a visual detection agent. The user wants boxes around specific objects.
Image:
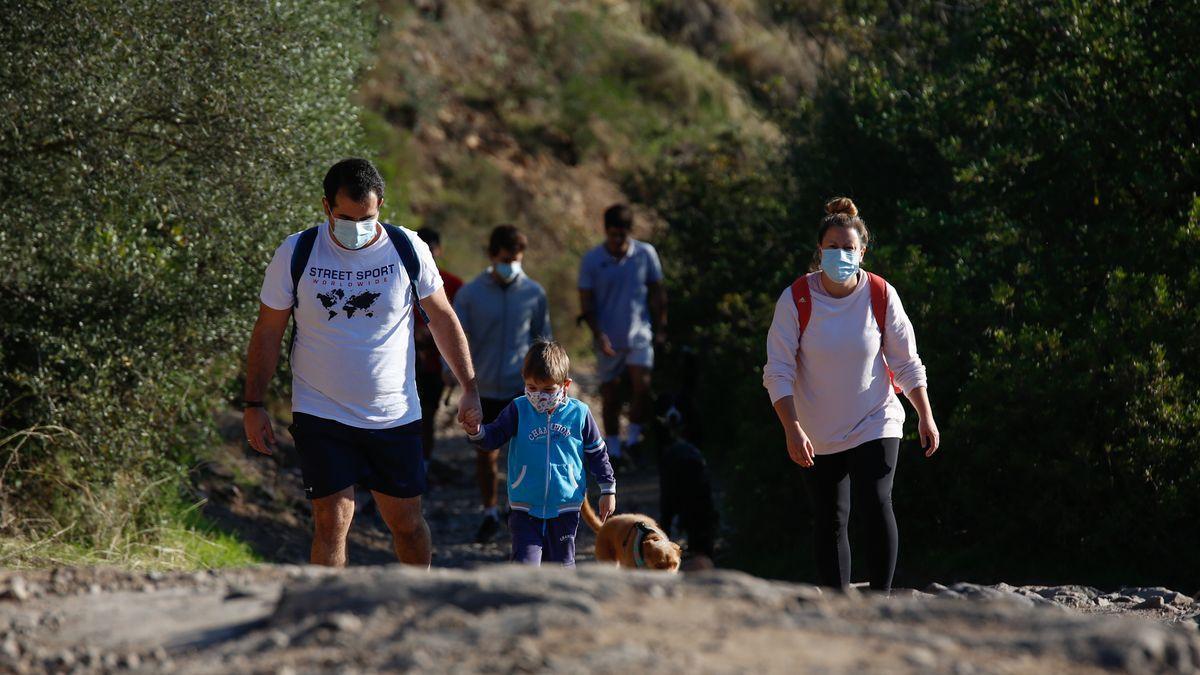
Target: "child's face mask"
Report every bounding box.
[525,385,567,414]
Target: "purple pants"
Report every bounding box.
[509,510,580,567]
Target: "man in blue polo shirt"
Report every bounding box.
[578,203,667,469]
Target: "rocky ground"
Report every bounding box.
[3,379,1200,673]
[1,565,1199,673]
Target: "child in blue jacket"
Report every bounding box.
[463,340,616,566]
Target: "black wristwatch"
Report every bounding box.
[241,400,265,410]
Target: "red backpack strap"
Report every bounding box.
[866,272,902,394]
[790,275,813,345]
[866,272,888,336]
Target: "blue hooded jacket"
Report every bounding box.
[469,396,615,519]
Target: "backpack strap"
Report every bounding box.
[290,227,320,306]
[383,223,431,324]
[790,275,813,343]
[866,272,888,336]
[287,227,320,360]
[866,271,902,394]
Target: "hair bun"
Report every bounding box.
[824,197,858,218]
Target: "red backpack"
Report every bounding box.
[791,271,902,394]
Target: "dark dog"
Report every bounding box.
[655,392,717,563]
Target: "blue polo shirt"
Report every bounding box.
[578,239,663,350]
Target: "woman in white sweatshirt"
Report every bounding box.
[763,197,941,592]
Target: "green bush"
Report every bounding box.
[650,0,1200,588]
[0,0,369,554]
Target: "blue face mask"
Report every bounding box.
[820,248,861,283]
[493,260,522,283]
[331,216,378,250]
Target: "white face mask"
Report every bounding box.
[331,216,378,250]
[525,385,566,414]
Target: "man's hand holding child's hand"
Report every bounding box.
[463,420,481,436]
[598,494,616,522]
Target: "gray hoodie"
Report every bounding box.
[453,270,552,399]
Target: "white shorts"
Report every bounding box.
[596,345,654,384]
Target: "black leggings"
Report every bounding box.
[802,437,899,592]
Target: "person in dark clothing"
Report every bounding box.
[657,396,717,562]
[414,227,464,475]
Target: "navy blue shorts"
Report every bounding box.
[289,412,426,500]
[509,511,580,567]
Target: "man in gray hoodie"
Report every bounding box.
[453,224,552,542]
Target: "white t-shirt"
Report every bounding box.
[260,222,443,429]
[762,270,928,455]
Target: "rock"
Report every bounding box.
[925,582,949,594]
[1134,596,1167,610]
[1073,622,1199,672]
[1,637,19,658]
[946,583,1034,607]
[1,577,29,602]
[685,570,821,608]
[324,612,362,632]
[1044,590,1092,607]
[1165,591,1194,608]
[904,647,938,668]
[1120,586,1176,601]
[1037,585,1100,600]
[1119,587,1193,607]
[273,566,606,624]
[265,631,290,649]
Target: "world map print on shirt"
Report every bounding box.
[315,288,382,320]
[258,222,444,429]
[308,261,397,320]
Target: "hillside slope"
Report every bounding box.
[356,0,824,348]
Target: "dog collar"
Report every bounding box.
[626,521,654,569]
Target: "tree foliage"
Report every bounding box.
[649,0,1200,587]
[0,0,369,546]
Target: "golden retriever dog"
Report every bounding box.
[580,500,682,572]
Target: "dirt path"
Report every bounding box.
[199,367,661,568]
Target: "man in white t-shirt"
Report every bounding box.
[242,158,483,567]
